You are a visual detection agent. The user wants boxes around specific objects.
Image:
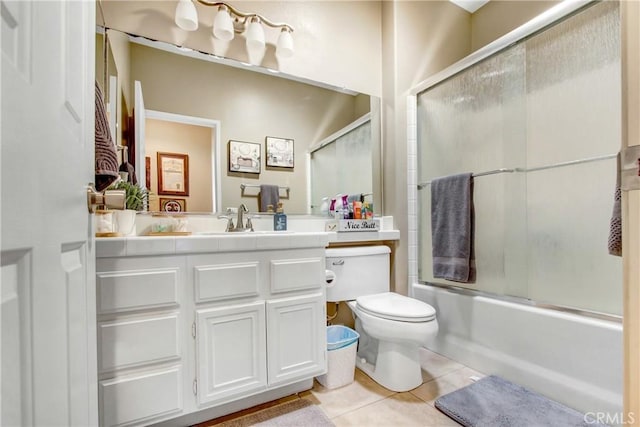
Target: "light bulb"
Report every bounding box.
[213,5,234,41]
[276,28,294,58]
[246,17,265,51]
[174,0,198,31]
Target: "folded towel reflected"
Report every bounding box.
[95,81,119,191]
[431,173,476,283]
[608,153,622,256]
[259,184,280,212]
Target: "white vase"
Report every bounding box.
[114,209,137,236]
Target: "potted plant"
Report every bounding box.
[111,180,148,211]
[109,181,148,235]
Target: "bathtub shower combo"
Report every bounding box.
[410,0,623,419]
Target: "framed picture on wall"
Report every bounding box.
[159,198,186,213]
[265,136,294,169]
[157,152,189,196]
[228,140,261,174]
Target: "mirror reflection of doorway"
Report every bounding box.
[144,110,221,212]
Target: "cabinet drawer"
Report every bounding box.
[100,366,182,427]
[97,268,179,313]
[270,257,323,293]
[99,314,180,373]
[194,262,259,303]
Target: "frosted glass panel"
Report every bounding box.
[418,44,526,184]
[417,1,621,315]
[526,1,621,167]
[526,159,622,315]
[310,144,337,214]
[417,43,527,297]
[310,121,372,213]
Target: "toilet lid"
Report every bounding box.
[355,292,436,323]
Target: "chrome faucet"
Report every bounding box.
[217,204,254,232]
[231,204,254,232]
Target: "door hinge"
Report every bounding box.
[193,378,198,395]
[192,321,196,339]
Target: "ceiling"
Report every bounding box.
[449,0,490,13]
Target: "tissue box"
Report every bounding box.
[325,219,380,232]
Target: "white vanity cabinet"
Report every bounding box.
[190,250,326,408]
[96,255,188,427]
[96,236,328,427]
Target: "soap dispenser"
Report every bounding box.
[273,202,287,231]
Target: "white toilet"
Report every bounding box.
[325,246,438,392]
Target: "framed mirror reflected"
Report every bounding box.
[96,4,382,215]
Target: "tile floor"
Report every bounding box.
[201,348,485,426]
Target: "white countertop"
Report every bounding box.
[96,230,400,258]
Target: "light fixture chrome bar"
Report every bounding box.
[196,0,294,31]
[417,153,618,189]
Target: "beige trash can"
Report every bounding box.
[316,325,359,389]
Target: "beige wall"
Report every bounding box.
[100,1,382,97]
[145,119,213,213]
[130,43,362,213]
[105,29,132,115]
[382,1,471,294]
[471,1,560,51]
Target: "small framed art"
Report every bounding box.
[228,140,261,174]
[265,136,294,169]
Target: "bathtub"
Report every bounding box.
[412,282,623,420]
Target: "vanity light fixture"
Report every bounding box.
[174,0,295,58]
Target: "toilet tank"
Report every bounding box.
[325,245,390,302]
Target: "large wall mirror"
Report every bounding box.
[96,2,382,215]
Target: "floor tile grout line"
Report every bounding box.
[328,391,400,421]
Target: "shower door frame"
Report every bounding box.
[407,0,640,420]
[620,0,639,422]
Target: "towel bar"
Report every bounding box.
[240,183,290,199]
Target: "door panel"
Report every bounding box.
[1,1,97,425]
[196,302,267,406]
[266,293,326,386]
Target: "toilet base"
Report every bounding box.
[355,339,423,392]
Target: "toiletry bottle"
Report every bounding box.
[354,201,362,219]
[320,197,330,217]
[341,195,350,219]
[274,202,287,231]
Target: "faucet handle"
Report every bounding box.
[246,217,254,232]
[225,218,234,232]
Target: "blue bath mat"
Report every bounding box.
[434,375,608,427]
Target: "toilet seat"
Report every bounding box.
[355,292,436,323]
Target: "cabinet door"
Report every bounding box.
[196,302,267,406]
[266,293,326,386]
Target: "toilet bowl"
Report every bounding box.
[325,246,438,392]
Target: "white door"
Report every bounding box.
[134,80,146,191]
[1,1,98,426]
[196,302,267,406]
[266,293,326,386]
